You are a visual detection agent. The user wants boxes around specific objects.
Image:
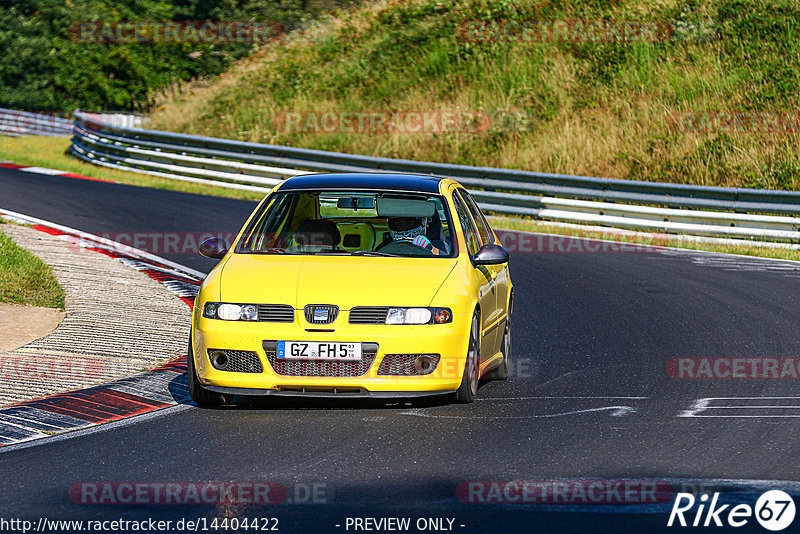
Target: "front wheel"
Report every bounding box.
[455,311,481,403]
[187,337,229,407]
[487,298,512,380]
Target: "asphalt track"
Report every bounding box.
[2,167,800,533]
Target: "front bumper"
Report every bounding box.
[192,314,471,394]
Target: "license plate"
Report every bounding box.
[277,341,362,361]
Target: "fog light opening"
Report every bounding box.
[415,356,433,372]
[210,350,229,370]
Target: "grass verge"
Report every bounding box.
[490,216,800,262]
[0,220,66,310]
[0,136,264,201]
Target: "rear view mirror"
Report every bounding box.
[199,237,229,259]
[337,197,375,210]
[473,243,509,265]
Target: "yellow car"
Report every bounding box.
[188,173,512,405]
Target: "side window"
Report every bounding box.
[239,193,295,251]
[457,189,493,245]
[452,190,481,256]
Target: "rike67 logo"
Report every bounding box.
[668,490,796,531]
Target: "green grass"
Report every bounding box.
[489,216,800,262]
[149,0,800,191]
[0,221,66,310]
[0,136,264,201]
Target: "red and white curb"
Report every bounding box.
[0,208,203,447]
[0,161,115,183]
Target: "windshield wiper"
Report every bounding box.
[349,251,398,257]
[311,250,398,257]
[263,248,304,255]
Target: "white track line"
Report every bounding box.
[17,166,68,175]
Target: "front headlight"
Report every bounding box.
[203,302,258,321]
[385,307,452,324]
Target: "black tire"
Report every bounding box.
[487,297,512,380]
[455,310,481,403]
[187,337,228,407]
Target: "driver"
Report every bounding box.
[387,216,442,255]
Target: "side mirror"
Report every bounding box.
[199,237,229,259]
[473,243,509,265]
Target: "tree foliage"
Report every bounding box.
[0,0,352,111]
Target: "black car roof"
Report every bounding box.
[278,173,445,193]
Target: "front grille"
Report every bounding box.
[304,304,339,324]
[263,341,377,377]
[257,304,294,323]
[378,354,441,376]
[349,307,389,324]
[208,349,263,373]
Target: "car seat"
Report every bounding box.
[292,219,341,248]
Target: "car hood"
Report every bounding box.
[219,253,458,309]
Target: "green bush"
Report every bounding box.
[0,0,357,112]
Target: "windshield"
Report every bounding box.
[236,190,456,257]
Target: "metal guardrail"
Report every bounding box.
[0,108,72,137]
[69,110,800,244]
[0,109,148,138]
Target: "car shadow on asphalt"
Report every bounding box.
[219,393,454,411]
[172,375,495,411]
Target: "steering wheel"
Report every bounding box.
[375,240,433,256]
